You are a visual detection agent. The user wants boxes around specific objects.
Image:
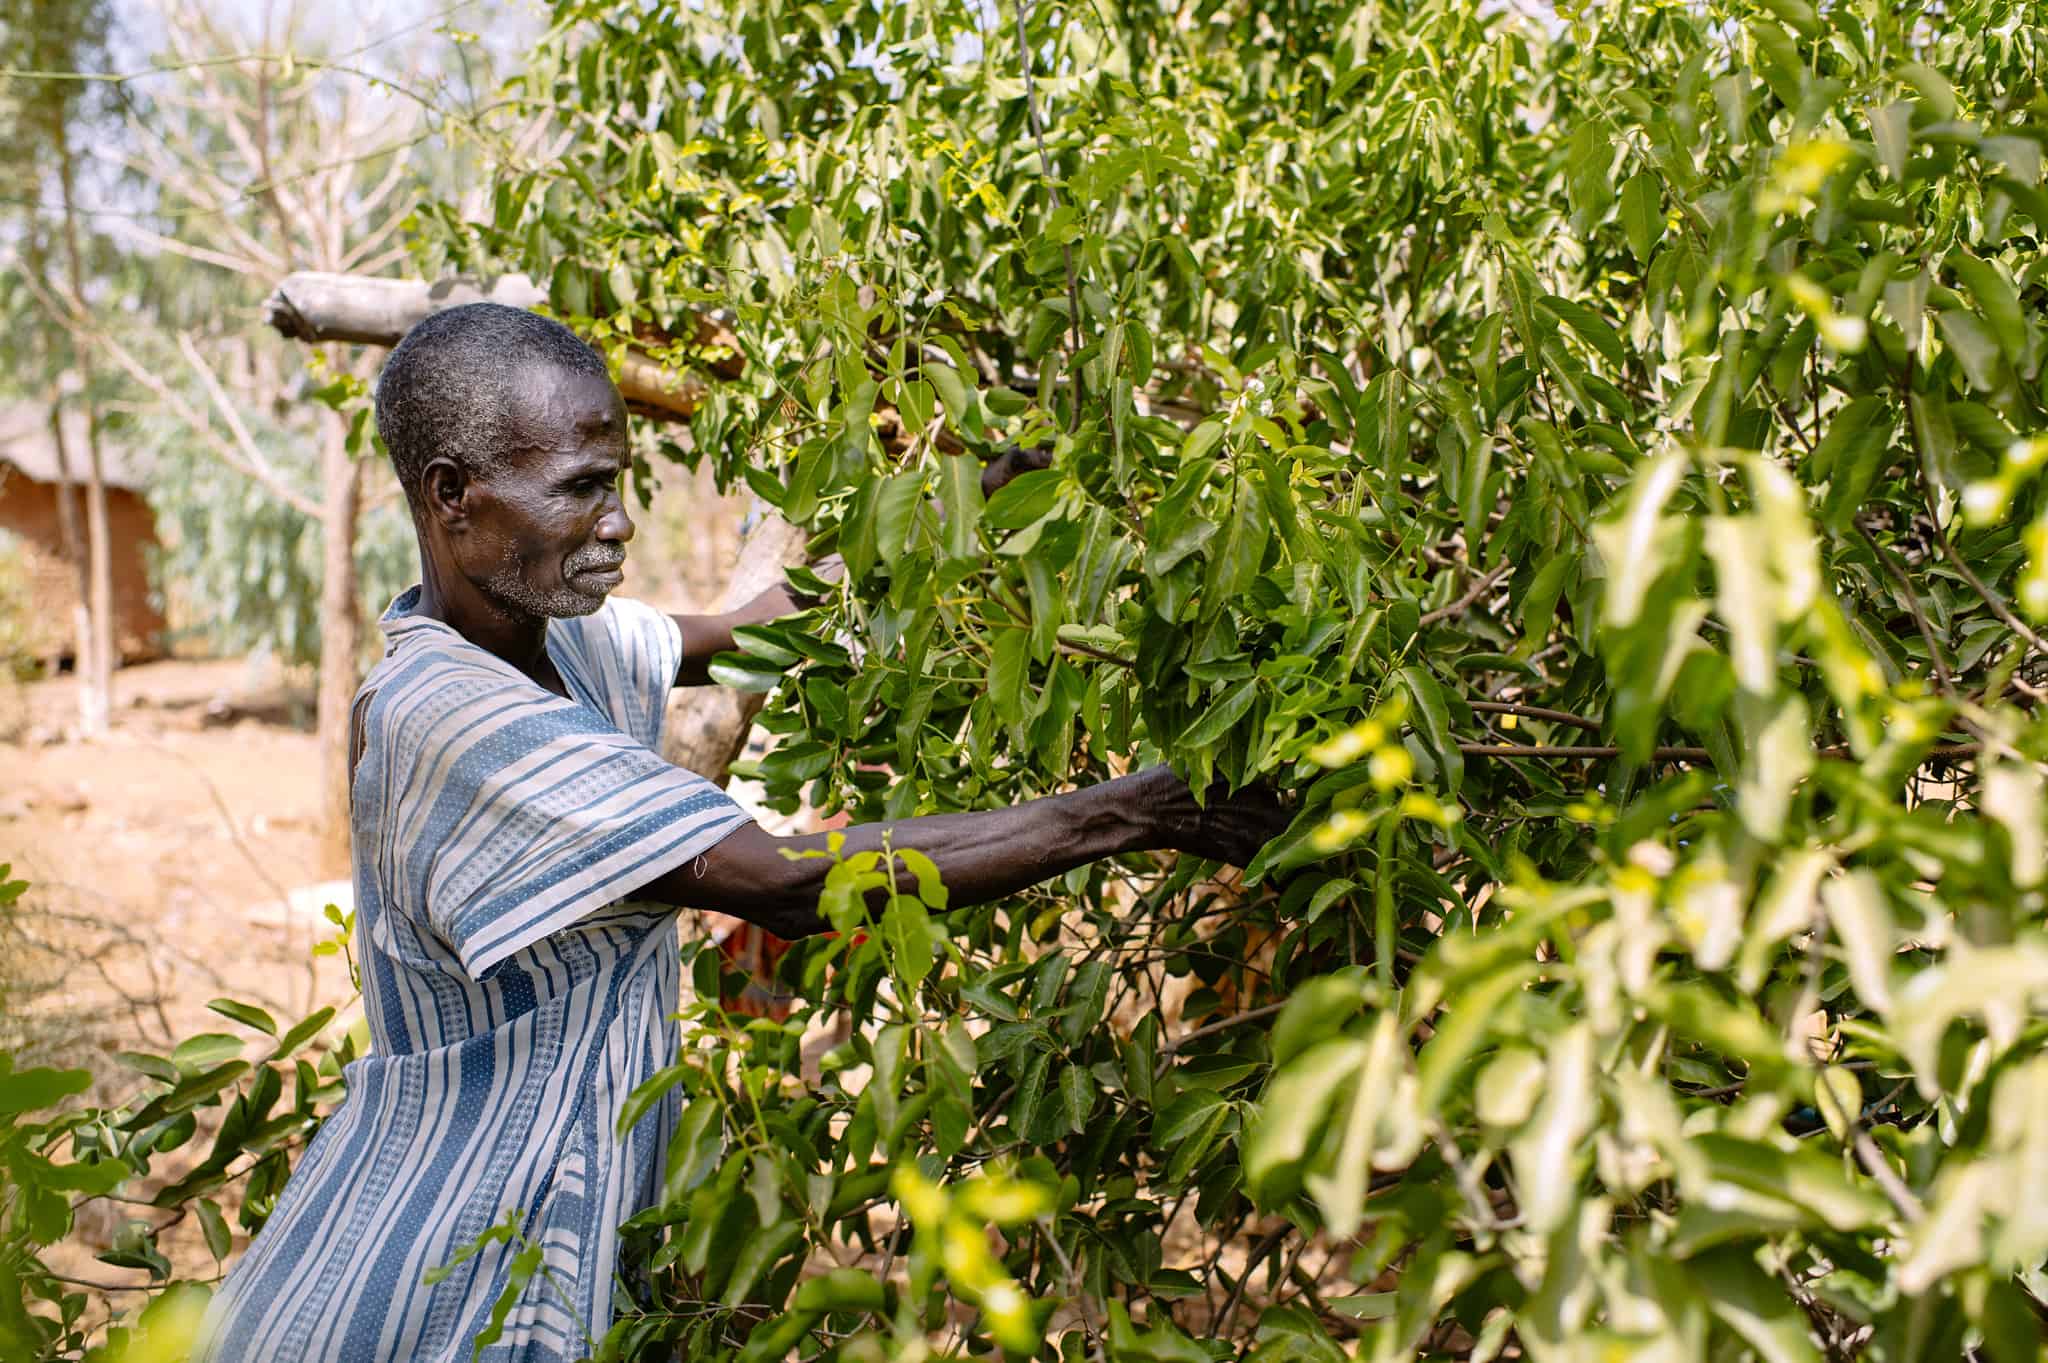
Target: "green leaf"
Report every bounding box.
[616,1063,689,1138]
[1268,972,1371,1067]
[794,1266,887,1314]
[172,1035,245,1074]
[882,894,936,993]
[1690,1247,1825,1363]
[895,847,949,910]
[473,1242,546,1360]
[207,999,277,1036]
[708,653,785,692]
[1059,1063,1094,1134]
[1010,1050,1053,1141]
[984,469,1061,530]
[989,626,1030,733]
[267,1007,336,1063]
[1180,678,1259,750]
[937,452,985,560]
[875,467,923,564]
[1540,295,1627,370]
[662,1099,725,1206]
[1949,252,2027,363]
[196,1198,233,1261]
[1396,666,1462,795]
[1869,100,1913,180]
[1244,1038,1366,1206]
[923,362,970,428]
[1897,62,1958,119]
[1621,170,1664,264]
[1813,396,1894,532]
[0,1066,91,1117]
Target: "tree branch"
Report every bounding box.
[174,331,321,517]
[1420,558,1513,627]
[1467,700,1602,733]
[1457,742,1978,762]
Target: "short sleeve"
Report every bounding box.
[383,673,750,976]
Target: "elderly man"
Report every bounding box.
[193,303,1285,1362]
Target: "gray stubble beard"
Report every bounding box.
[481,540,623,619]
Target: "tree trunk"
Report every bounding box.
[45,399,94,703]
[55,115,112,735]
[78,410,114,734]
[316,399,364,852]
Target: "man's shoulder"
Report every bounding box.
[356,631,536,728]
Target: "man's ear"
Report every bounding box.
[421,457,470,529]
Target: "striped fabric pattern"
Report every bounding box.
[194,588,751,1363]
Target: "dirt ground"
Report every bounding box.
[4,656,353,1048]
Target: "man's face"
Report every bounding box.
[460,362,636,620]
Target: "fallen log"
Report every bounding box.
[262,270,739,421]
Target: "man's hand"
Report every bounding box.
[1134,765,1294,867]
[980,442,1053,499]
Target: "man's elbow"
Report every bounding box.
[705,829,825,937]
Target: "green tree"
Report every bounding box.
[404,0,2048,1357]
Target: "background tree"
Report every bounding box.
[47,0,511,840]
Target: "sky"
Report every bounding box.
[12,0,543,229]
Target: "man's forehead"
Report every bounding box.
[503,360,628,442]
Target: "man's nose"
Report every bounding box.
[598,500,635,544]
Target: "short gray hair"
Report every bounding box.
[373,303,610,512]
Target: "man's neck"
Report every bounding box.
[416,561,553,681]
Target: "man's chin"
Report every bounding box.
[545,592,608,619]
[479,572,612,620]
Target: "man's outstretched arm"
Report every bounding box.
[648,765,1288,938]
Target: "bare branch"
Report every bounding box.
[174,331,322,517]
[16,270,321,518]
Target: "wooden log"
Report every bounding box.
[262,270,730,421]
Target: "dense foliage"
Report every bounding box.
[417,0,2048,1360]
[422,0,2048,1358]
[13,0,2048,1359]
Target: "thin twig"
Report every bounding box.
[1456,742,1979,762]
[1929,518,2048,663]
[1854,1129,1924,1222]
[1159,1002,1286,1058]
[1467,700,1601,733]
[1216,1224,1289,1339]
[1419,558,1514,627]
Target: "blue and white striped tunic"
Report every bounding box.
[195,587,751,1363]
